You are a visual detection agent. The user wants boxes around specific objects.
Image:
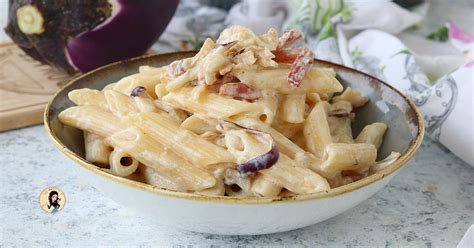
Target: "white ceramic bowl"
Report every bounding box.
[45,52,424,235]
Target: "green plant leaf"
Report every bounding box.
[319,21,335,41]
[427,26,449,42]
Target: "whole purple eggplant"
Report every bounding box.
[5,0,179,73]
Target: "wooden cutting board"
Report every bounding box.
[0,42,75,132]
[0,42,156,132]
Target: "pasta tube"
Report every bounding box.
[84,132,111,166]
[180,114,218,135]
[259,154,330,194]
[68,88,108,109]
[231,66,343,94]
[304,101,332,158]
[279,94,306,123]
[355,122,388,149]
[59,106,216,191]
[113,66,168,98]
[233,118,306,159]
[319,143,377,173]
[251,174,282,197]
[108,127,216,191]
[328,116,354,144]
[58,106,127,137]
[104,90,139,117]
[196,179,225,196]
[162,87,265,120]
[332,87,368,108]
[154,99,188,124]
[102,83,117,91]
[224,168,254,197]
[138,165,188,192]
[129,112,236,166]
[108,148,139,177]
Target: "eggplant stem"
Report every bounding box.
[16,5,44,35]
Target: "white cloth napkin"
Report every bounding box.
[156,0,474,166]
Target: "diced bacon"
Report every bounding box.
[219,83,262,101]
[168,58,192,77]
[216,76,239,85]
[204,79,222,92]
[278,29,304,49]
[272,48,302,63]
[204,76,238,92]
[288,47,315,87]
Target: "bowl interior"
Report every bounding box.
[46,52,422,199]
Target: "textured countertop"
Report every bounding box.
[1,0,474,246]
[1,125,473,246]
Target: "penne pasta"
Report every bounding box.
[251,174,282,197]
[196,179,225,196]
[138,164,187,192]
[271,121,304,140]
[279,94,306,123]
[166,38,218,91]
[332,87,368,108]
[132,89,159,113]
[154,99,188,123]
[328,116,354,144]
[355,122,388,149]
[138,65,156,73]
[306,92,321,104]
[255,90,279,124]
[319,143,377,174]
[166,66,198,92]
[113,66,168,98]
[104,90,139,117]
[224,168,254,197]
[290,131,307,150]
[108,127,216,191]
[58,106,127,137]
[102,83,117,91]
[108,148,139,177]
[233,118,306,159]
[327,173,354,188]
[370,152,401,174]
[180,114,218,135]
[259,154,330,194]
[329,100,353,117]
[163,87,265,120]
[60,106,216,191]
[231,66,343,94]
[129,112,236,167]
[304,101,332,158]
[68,88,108,109]
[224,129,272,163]
[58,25,398,197]
[155,83,168,99]
[84,132,112,167]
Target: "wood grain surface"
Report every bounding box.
[0,42,75,132]
[0,42,156,132]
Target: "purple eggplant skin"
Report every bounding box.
[66,0,179,72]
[130,86,146,97]
[5,0,112,73]
[237,143,280,176]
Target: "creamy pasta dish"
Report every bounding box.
[59,26,400,197]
